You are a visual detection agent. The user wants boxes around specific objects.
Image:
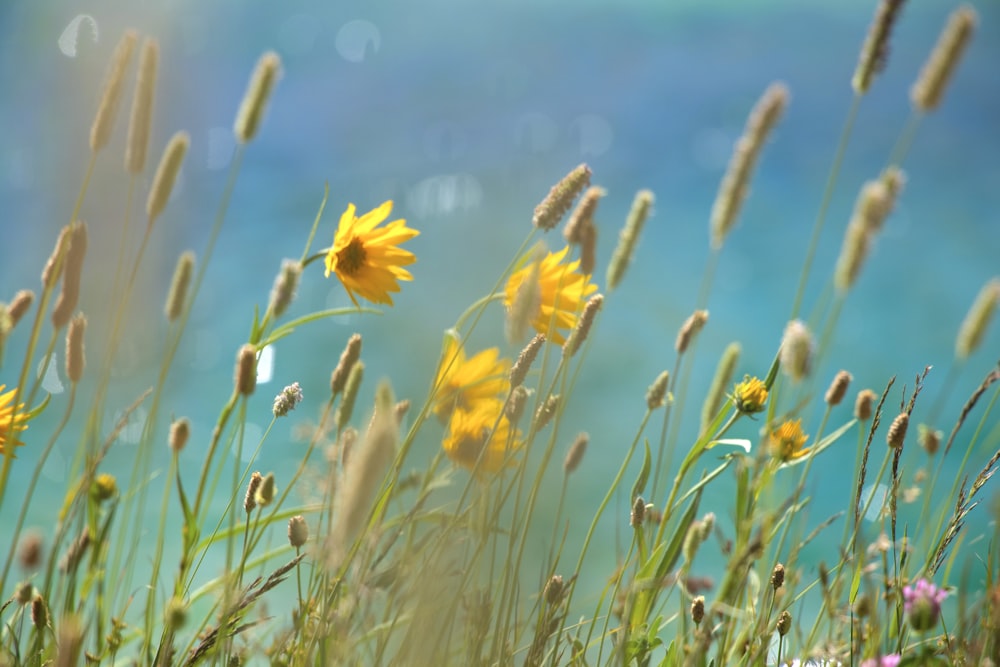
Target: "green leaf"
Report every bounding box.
[632,439,652,501]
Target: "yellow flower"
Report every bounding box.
[324,200,419,306]
[443,400,521,473]
[768,418,810,463]
[503,246,597,345]
[433,334,510,422]
[0,384,29,456]
[732,375,768,414]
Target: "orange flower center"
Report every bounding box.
[336,238,367,275]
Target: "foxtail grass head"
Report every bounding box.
[955,277,999,360]
[235,51,282,143]
[533,163,591,231]
[146,132,189,224]
[165,251,195,322]
[780,320,813,383]
[911,6,977,113]
[90,30,137,152]
[853,0,907,95]
[607,189,653,291]
[710,82,788,250]
[125,37,159,173]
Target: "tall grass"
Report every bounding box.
[1,4,998,665]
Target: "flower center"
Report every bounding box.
[454,427,490,466]
[336,238,367,275]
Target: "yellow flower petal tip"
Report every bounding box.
[323,200,419,306]
[503,245,598,345]
[768,418,810,463]
[432,334,511,423]
[0,384,30,457]
[442,400,521,474]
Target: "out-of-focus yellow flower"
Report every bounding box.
[443,400,521,474]
[324,200,419,306]
[0,384,29,456]
[503,246,597,345]
[433,334,510,422]
[768,418,810,463]
[732,375,768,414]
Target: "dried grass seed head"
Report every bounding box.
[42,226,73,289]
[606,189,653,291]
[691,596,705,625]
[505,245,544,344]
[255,472,276,507]
[146,132,190,224]
[244,471,263,513]
[7,290,34,328]
[169,417,190,453]
[853,0,908,94]
[630,496,646,527]
[955,277,1000,360]
[533,163,591,231]
[564,432,588,474]
[269,259,302,319]
[579,219,598,276]
[336,360,365,430]
[918,423,942,456]
[533,394,560,431]
[125,38,159,173]
[563,294,603,359]
[911,5,977,112]
[234,344,257,396]
[676,309,709,354]
[771,563,786,590]
[825,370,853,406]
[331,333,363,396]
[288,515,309,548]
[505,385,529,426]
[776,610,792,636]
[51,222,88,330]
[90,30,138,152]
[510,333,545,389]
[646,370,670,410]
[235,51,282,143]
[564,185,605,245]
[887,411,909,449]
[66,314,87,383]
[710,82,788,250]
[165,251,195,321]
[18,531,43,571]
[780,319,813,383]
[273,382,304,418]
[855,388,877,421]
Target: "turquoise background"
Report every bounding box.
[1,0,997,653]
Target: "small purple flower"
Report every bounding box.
[903,578,948,632]
[273,382,304,418]
[860,655,900,667]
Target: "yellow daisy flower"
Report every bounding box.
[324,200,419,306]
[503,246,597,345]
[433,334,510,422]
[0,384,29,456]
[732,375,768,414]
[443,400,521,474]
[768,418,810,463]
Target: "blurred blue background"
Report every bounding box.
[1,0,998,644]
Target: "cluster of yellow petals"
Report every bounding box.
[324,200,419,306]
[0,385,29,456]
[433,334,510,422]
[434,334,520,474]
[768,418,810,463]
[442,400,520,473]
[503,246,597,345]
[732,375,768,414]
